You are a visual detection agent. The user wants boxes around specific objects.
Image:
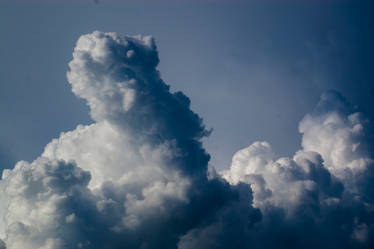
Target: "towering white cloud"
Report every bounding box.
[222,90,374,249]
[0,31,258,249]
[0,31,373,249]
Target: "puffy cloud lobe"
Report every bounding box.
[67,32,209,151]
[223,142,343,210]
[300,91,374,202]
[0,31,259,249]
[0,31,373,249]
[0,159,95,249]
[222,90,374,249]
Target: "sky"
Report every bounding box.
[1,0,373,171]
[0,1,374,249]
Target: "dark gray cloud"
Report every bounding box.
[0,31,373,249]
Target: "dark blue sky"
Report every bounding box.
[0,0,373,170]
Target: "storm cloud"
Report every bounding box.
[0,31,373,249]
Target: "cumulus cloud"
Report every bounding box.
[0,31,258,249]
[222,90,374,249]
[0,31,373,249]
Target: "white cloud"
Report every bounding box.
[0,31,255,249]
[221,90,374,248]
[299,92,374,196]
[0,31,373,249]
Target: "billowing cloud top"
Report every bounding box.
[0,31,373,249]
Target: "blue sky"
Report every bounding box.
[1,1,374,248]
[0,0,373,170]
